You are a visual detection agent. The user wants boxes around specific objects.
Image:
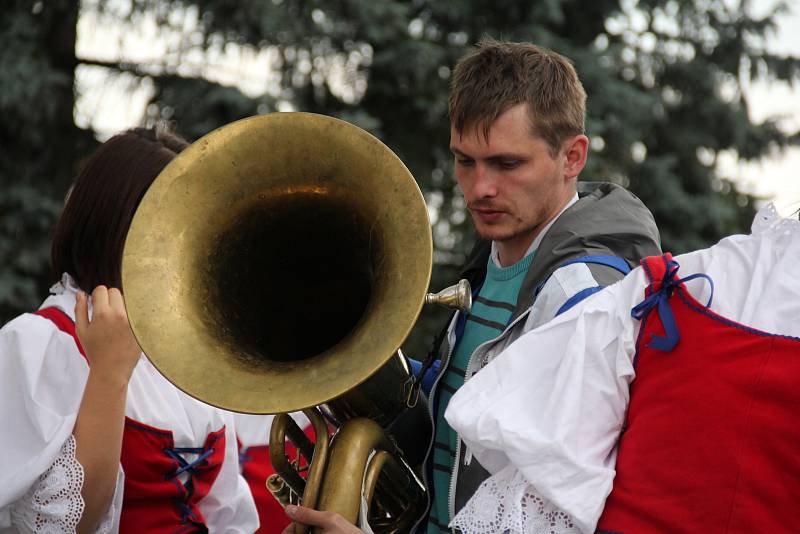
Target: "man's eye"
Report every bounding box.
[457,158,475,166]
[498,160,519,170]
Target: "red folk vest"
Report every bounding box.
[597,254,800,534]
[35,307,226,533]
[239,422,317,534]
[240,444,290,534]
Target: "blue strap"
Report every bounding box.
[238,447,251,466]
[405,280,479,409]
[631,259,714,352]
[408,358,442,396]
[555,255,632,275]
[164,447,216,478]
[176,499,199,523]
[556,286,605,316]
[455,280,482,339]
[163,446,217,525]
[535,255,632,297]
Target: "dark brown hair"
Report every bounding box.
[449,39,587,154]
[51,126,189,292]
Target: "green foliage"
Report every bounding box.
[1,0,798,356]
[1,0,96,320]
[145,75,268,139]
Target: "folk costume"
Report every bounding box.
[235,412,311,534]
[0,274,258,533]
[445,204,800,533]
[421,182,662,532]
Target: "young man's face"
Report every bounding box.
[450,103,584,262]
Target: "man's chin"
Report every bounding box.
[474,226,513,242]
[473,221,538,244]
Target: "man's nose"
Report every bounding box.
[472,164,497,198]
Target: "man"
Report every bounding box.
[445,204,800,533]
[283,39,661,533]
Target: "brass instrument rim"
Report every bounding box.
[122,112,433,414]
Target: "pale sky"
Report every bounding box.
[74,0,799,215]
[716,0,800,215]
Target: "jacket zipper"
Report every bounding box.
[447,436,462,524]
[464,309,531,380]
[413,311,460,533]
[448,308,532,520]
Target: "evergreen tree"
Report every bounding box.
[0,0,96,321]
[2,0,798,354]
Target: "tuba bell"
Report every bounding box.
[122,113,468,532]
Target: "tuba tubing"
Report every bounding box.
[122,112,466,532]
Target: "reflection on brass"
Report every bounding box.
[297,408,330,533]
[363,451,391,507]
[269,414,310,502]
[426,278,472,312]
[315,418,425,529]
[123,113,444,531]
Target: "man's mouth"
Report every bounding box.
[472,207,505,223]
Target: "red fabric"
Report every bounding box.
[120,418,226,533]
[241,444,290,534]
[35,305,227,532]
[597,254,800,533]
[33,307,87,362]
[240,424,317,534]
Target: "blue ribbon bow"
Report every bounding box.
[630,259,714,352]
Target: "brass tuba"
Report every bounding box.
[122,113,468,532]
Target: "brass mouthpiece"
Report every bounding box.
[425,279,472,312]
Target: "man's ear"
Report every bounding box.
[562,134,589,180]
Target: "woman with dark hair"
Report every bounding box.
[0,127,258,533]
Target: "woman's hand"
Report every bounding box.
[75,286,141,382]
[281,505,365,534]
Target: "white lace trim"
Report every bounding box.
[450,466,582,534]
[94,474,119,534]
[10,435,85,533]
[751,203,799,236]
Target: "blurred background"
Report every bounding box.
[2,0,798,355]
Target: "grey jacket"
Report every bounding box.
[421,182,662,529]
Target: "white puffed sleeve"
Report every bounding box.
[199,412,259,533]
[0,312,89,531]
[445,268,647,534]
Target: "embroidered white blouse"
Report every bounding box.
[0,274,259,533]
[445,204,800,534]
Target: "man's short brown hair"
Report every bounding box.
[449,39,587,154]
